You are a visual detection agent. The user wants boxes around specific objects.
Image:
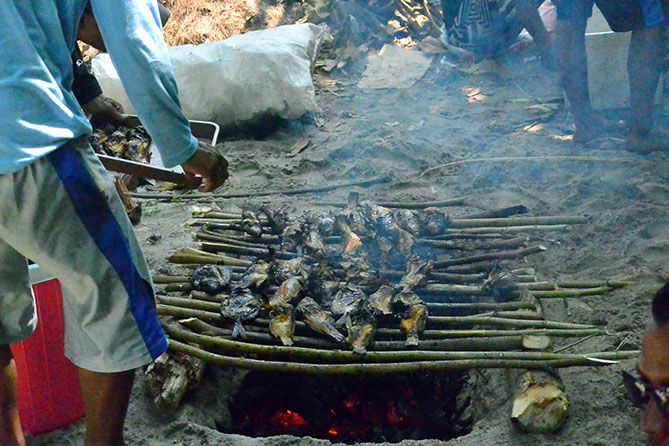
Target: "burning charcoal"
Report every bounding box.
[220,288,262,339]
[368,285,397,316]
[344,305,376,354]
[269,305,296,346]
[335,215,362,254]
[237,260,272,292]
[396,209,421,235]
[191,265,232,295]
[260,205,289,235]
[268,277,303,311]
[419,207,450,236]
[395,288,428,347]
[482,263,522,301]
[330,285,367,324]
[296,297,345,343]
[400,256,434,290]
[242,210,263,238]
[271,258,309,284]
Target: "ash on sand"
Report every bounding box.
[34,11,669,446]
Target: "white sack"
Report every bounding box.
[92,24,324,129]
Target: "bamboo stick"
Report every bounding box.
[157,303,594,334]
[443,225,568,235]
[424,237,528,251]
[198,242,297,260]
[168,247,252,267]
[168,340,639,375]
[449,216,588,228]
[465,206,529,219]
[165,324,630,364]
[426,301,536,314]
[312,198,466,209]
[153,275,192,284]
[157,295,220,312]
[434,245,547,268]
[133,176,391,200]
[164,283,194,293]
[531,287,613,299]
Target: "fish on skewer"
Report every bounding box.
[419,207,450,236]
[395,287,428,347]
[400,256,434,290]
[269,305,296,346]
[236,260,271,292]
[260,205,289,235]
[368,285,397,316]
[330,285,367,325]
[302,213,326,258]
[242,210,263,238]
[191,265,232,295]
[396,209,421,235]
[271,258,309,283]
[219,288,262,339]
[268,277,303,311]
[482,263,523,302]
[335,215,362,254]
[296,297,345,343]
[316,212,336,236]
[344,305,376,354]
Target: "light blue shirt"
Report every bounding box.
[0,0,198,174]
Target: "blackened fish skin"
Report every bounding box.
[192,264,232,295]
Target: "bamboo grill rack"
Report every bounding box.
[157,203,639,375]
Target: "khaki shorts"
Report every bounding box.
[0,138,167,373]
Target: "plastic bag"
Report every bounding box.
[92,24,324,130]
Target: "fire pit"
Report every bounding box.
[150,195,637,439]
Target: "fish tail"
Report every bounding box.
[232,321,247,339]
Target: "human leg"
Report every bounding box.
[0,347,25,446]
[0,138,167,445]
[516,0,549,48]
[79,369,135,446]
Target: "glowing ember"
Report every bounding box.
[269,410,308,432]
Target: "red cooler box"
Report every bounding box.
[10,265,85,436]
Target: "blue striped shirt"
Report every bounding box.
[0,0,197,174]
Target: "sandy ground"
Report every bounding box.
[31,40,669,445]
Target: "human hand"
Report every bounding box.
[83,95,126,124]
[181,142,229,192]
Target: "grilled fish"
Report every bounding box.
[297,297,345,343]
[482,263,522,301]
[269,305,296,346]
[330,285,366,323]
[344,306,376,354]
[260,205,289,235]
[400,256,433,290]
[302,217,326,258]
[242,210,263,238]
[237,260,271,292]
[368,285,397,316]
[335,215,362,254]
[268,277,303,310]
[271,258,308,283]
[191,265,232,295]
[396,209,421,235]
[219,289,262,339]
[420,207,449,236]
[395,288,428,347]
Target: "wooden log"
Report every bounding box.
[511,370,569,433]
[144,350,206,417]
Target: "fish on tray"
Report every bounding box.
[296,297,345,343]
[219,288,262,339]
[269,305,296,346]
[191,264,232,295]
